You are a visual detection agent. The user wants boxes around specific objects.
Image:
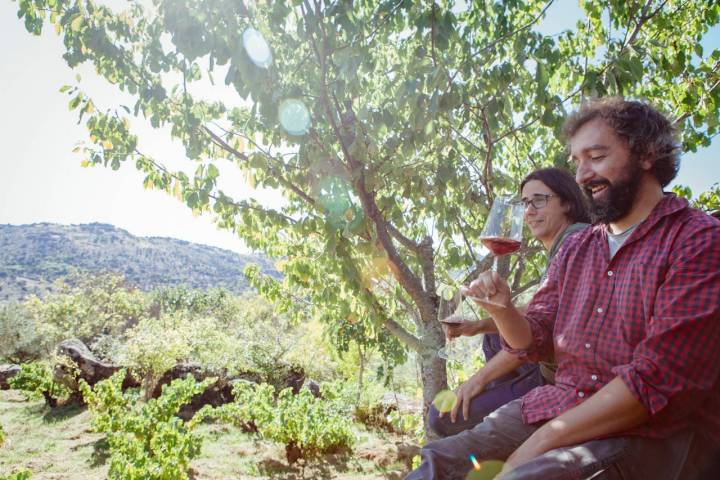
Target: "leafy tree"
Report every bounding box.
[14,0,720,414]
[22,272,146,360]
[0,302,48,363]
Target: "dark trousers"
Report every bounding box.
[409,399,717,480]
[428,333,545,437]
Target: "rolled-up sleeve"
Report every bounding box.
[614,225,720,417]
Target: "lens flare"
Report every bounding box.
[242,27,272,68]
[465,460,504,479]
[432,389,457,413]
[279,99,311,136]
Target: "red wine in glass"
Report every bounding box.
[480,236,522,256]
[465,196,525,306]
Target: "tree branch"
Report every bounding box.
[301,4,434,318]
[135,150,297,224]
[202,125,319,209]
[480,107,495,202]
[387,223,424,253]
[470,0,555,61]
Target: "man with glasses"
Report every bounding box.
[428,167,590,438]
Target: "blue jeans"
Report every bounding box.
[428,333,545,437]
[408,399,717,480]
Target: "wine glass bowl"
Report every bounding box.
[479,196,525,257]
[470,195,525,306]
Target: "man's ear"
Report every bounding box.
[639,152,655,170]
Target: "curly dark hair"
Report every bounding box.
[562,97,681,187]
[520,167,591,224]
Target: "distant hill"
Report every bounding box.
[0,223,278,301]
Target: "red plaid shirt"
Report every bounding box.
[505,194,720,445]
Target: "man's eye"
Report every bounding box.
[590,155,606,161]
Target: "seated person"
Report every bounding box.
[429,167,589,437]
[407,98,720,479]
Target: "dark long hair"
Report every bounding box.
[520,167,591,224]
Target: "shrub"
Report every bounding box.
[0,469,32,480]
[148,286,240,325]
[387,410,424,441]
[80,370,214,480]
[0,303,51,363]
[23,273,146,359]
[8,362,69,407]
[214,381,356,462]
[0,423,5,447]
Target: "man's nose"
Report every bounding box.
[575,159,592,186]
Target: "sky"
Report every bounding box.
[1,1,719,254]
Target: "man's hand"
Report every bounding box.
[438,371,487,422]
[461,270,513,311]
[440,315,480,340]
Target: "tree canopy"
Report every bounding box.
[14,0,720,409]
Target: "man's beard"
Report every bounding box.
[583,161,643,224]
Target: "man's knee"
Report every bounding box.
[426,405,450,437]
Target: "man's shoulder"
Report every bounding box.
[669,205,720,237]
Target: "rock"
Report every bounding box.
[285,440,303,464]
[304,379,321,398]
[0,364,20,390]
[54,339,140,393]
[356,439,420,469]
[379,392,422,416]
[150,364,245,420]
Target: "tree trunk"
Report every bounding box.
[418,314,448,440]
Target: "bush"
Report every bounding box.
[0,469,32,480]
[0,423,5,447]
[8,362,69,407]
[148,286,240,325]
[23,273,146,360]
[119,313,249,396]
[0,303,51,363]
[215,381,356,462]
[80,370,214,480]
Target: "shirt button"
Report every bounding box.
[591,374,598,381]
[578,391,585,398]
[597,307,603,314]
[607,271,613,276]
[585,343,591,349]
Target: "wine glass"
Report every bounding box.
[466,195,524,306]
[437,272,483,368]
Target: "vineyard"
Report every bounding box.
[0,273,484,479]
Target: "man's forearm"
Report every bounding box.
[472,316,498,334]
[486,304,534,350]
[476,349,524,385]
[529,377,650,451]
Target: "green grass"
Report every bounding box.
[0,390,415,479]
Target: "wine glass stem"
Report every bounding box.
[492,254,498,272]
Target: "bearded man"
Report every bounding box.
[405,98,720,480]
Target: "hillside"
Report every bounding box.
[0,223,278,301]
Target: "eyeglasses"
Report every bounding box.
[520,194,556,210]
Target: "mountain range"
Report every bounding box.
[0,223,278,301]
